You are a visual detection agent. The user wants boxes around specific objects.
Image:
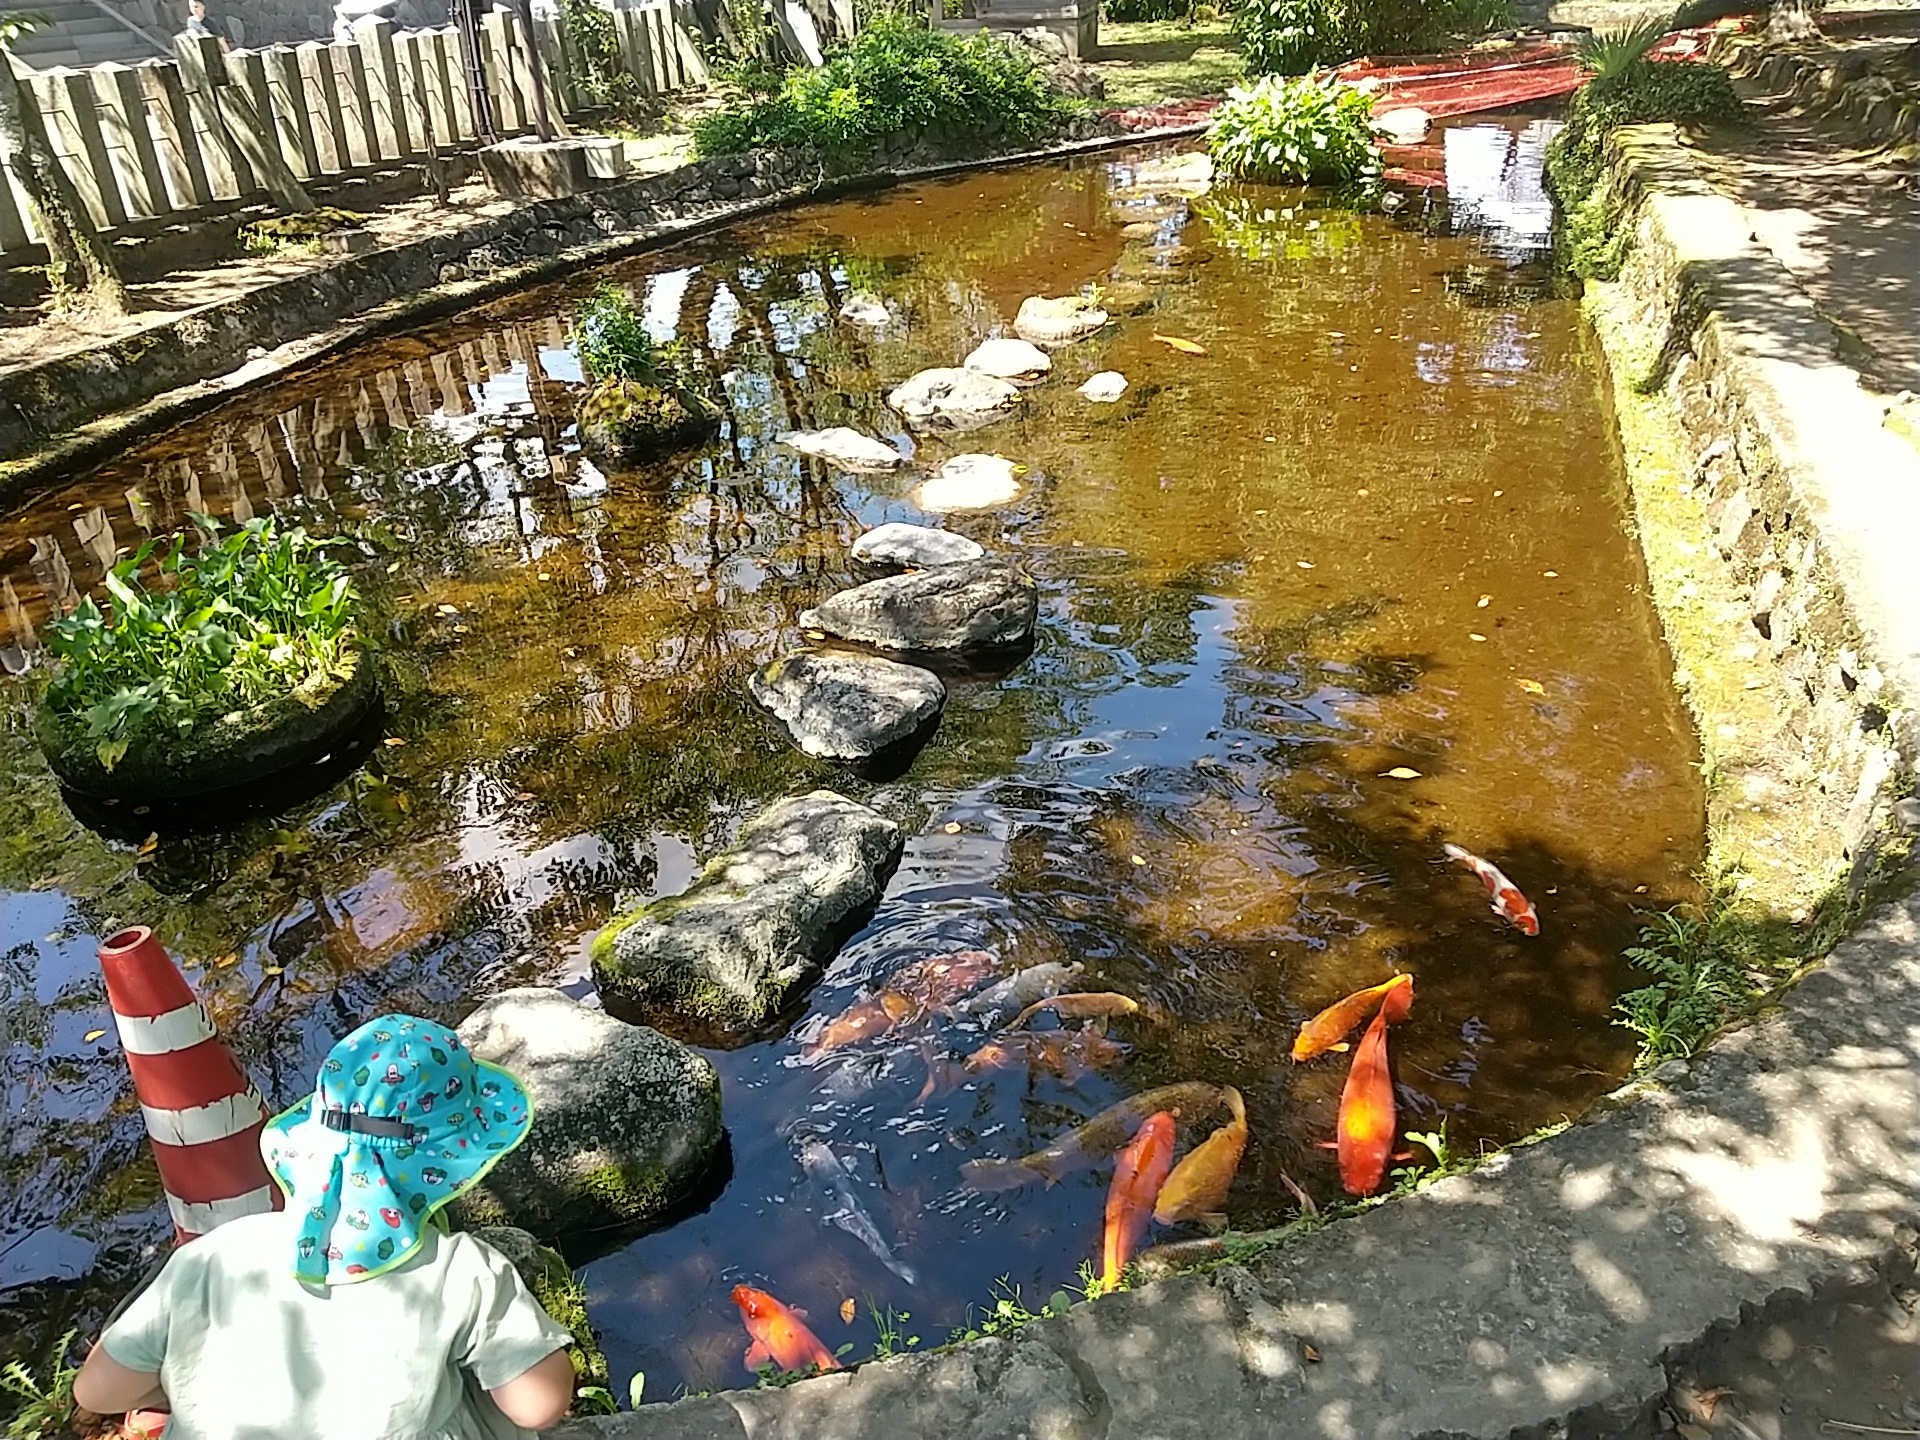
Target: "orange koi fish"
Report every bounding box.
[962,1026,1131,1081]
[1291,973,1413,1062]
[1443,843,1540,935]
[1335,1008,1399,1196]
[891,949,997,1010]
[1102,1110,1176,1288]
[730,1285,842,1375]
[802,988,920,1059]
[1154,1085,1247,1228]
[1151,333,1208,355]
[1010,993,1140,1029]
[960,1080,1228,1190]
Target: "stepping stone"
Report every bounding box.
[780,426,905,472]
[1078,371,1129,402]
[800,557,1038,653]
[964,337,1051,382]
[913,454,1022,511]
[887,367,1021,428]
[839,291,890,326]
[852,522,986,570]
[1013,295,1109,344]
[751,648,946,761]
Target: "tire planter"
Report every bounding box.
[36,646,381,806]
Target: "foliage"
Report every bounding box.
[867,1302,921,1360]
[561,0,653,127]
[42,517,360,771]
[1106,0,1194,22]
[1205,73,1382,185]
[237,206,365,257]
[1546,58,1746,278]
[1235,0,1511,75]
[1,1330,78,1439]
[572,283,669,384]
[1575,15,1673,80]
[946,1277,1074,1343]
[690,16,1081,165]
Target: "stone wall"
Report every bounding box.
[128,0,451,48]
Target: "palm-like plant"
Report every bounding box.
[1575,14,1674,80]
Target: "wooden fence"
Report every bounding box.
[0,0,725,256]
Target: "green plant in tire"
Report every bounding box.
[1206,74,1382,186]
[41,516,360,771]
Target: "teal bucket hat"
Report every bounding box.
[261,1013,532,1286]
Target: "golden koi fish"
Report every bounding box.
[1153,1085,1247,1228]
[1010,993,1140,1029]
[1290,973,1412,1063]
[959,1080,1229,1191]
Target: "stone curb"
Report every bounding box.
[0,123,1207,505]
[1711,28,1920,154]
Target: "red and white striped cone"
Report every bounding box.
[98,926,282,1242]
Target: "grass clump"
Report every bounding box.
[1205,73,1382,185]
[573,282,671,384]
[1235,0,1512,77]
[691,16,1082,166]
[41,516,360,772]
[2,1330,80,1440]
[1546,54,1746,279]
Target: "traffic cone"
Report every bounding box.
[98,927,282,1242]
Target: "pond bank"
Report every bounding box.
[544,119,1920,1440]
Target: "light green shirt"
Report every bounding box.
[102,1210,573,1440]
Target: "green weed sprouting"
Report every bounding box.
[1614,904,1754,1066]
[946,1276,1073,1344]
[571,283,669,385]
[1204,74,1383,186]
[42,516,360,772]
[691,17,1084,166]
[1,1329,79,1440]
[866,1301,921,1360]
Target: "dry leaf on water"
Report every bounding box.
[436,604,459,615]
[1380,767,1422,780]
[943,822,962,834]
[840,1298,857,1325]
[1477,594,1492,607]
[384,737,406,748]
[84,1029,107,1043]
[1516,678,1546,695]
[1301,1343,1322,1363]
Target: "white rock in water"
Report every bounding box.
[1125,151,1214,197]
[1373,106,1432,143]
[887,367,1021,424]
[839,291,891,326]
[1013,295,1109,345]
[913,454,1023,512]
[1078,371,1129,403]
[779,426,905,472]
[964,337,1052,382]
[852,522,986,570]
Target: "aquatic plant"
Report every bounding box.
[1205,74,1382,186]
[41,517,360,772]
[1,1330,78,1439]
[691,17,1083,166]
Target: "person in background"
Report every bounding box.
[180,0,226,45]
[72,1014,577,1439]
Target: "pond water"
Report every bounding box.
[1,120,1704,1395]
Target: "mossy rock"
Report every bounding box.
[35,646,379,806]
[241,205,366,242]
[575,377,722,464]
[468,1225,609,1390]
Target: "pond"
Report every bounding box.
[1,120,1704,1397]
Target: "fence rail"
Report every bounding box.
[0,0,733,257]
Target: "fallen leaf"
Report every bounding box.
[386,560,401,574]
[537,572,551,581]
[943,822,962,834]
[437,603,459,615]
[840,1298,857,1325]
[1694,1387,1734,1422]
[1517,678,1546,695]
[1469,633,1488,642]
[515,791,536,802]
[84,1028,107,1043]
[1302,1343,1322,1363]
[1130,854,1147,866]
[213,952,240,969]
[453,624,471,634]
[1380,767,1422,780]
[263,965,284,977]
[1151,333,1208,356]
[1634,885,1648,894]
[1477,594,1492,607]
[136,834,159,858]
[384,737,407,748]
[1297,560,1315,570]
[1543,570,1558,578]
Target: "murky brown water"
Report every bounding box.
[1,121,1702,1397]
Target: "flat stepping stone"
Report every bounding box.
[592,791,902,1037]
[852,522,986,570]
[964,337,1051,381]
[751,648,946,761]
[779,426,905,472]
[839,291,890,326]
[887,367,1021,429]
[913,453,1023,512]
[1013,295,1109,344]
[1078,371,1130,402]
[801,557,1038,653]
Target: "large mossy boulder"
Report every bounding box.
[575,377,722,463]
[799,558,1039,653]
[453,988,722,1235]
[592,791,902,1038]
[469,1225,608,1391]
[750,648,946,761]
[37,646,379,805]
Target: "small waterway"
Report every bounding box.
[0,120,1703,1396]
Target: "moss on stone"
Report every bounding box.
[466,1226,609,1391]
[575,377,722,464]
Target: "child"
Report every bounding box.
[74,1014,577,1438]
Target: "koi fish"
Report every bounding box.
[960,1080,1228,1190]
[963,1026,1131,1082]
[1335,1008,1399,1196]
[731,1285,841,1374]
[1151,333,1208,355]
[1153,1085,1247,1228]
[1010,993,1141,1029]
[956,961,1085,1026]
[795,1135,917,1284]
[891,949,997,1010]
[803,988,920,1059]
[1103,1111,1177,1287]
[1291,973,1413,1062]
[1443,843,1540,935]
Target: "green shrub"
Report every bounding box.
[1236,0,1512,75]
[1205,73,1382,184]
[690,16,1080,165]
[1234,0,1339,74]
[42,517,359,772]
[1105,0,1193,20]
[572,282,667,384]
[2,1330,79,1440]
[1575,14,1673,81]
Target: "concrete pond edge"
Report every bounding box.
[542,129,1920,1440]
[0,123,1207,506]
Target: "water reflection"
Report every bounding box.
[0,122,1702,1396]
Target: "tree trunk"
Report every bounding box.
[1767,0,1824,45]
[0,49,129,314]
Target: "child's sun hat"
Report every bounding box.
[262,1013,532,1286]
